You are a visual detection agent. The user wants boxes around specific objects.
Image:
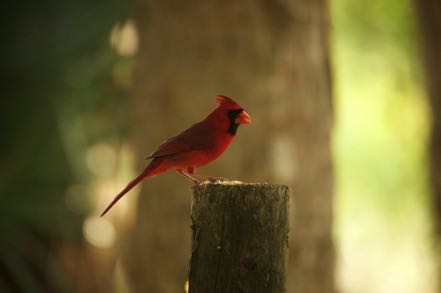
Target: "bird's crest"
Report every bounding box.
[215,95,242,109]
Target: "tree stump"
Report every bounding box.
[188,182,290,293]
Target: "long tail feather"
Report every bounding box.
[101,158,167,216]
[100,172,145,217]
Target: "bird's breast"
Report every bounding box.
[189,132,234,168]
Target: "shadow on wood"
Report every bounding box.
[188,182,290,293]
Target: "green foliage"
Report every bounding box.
[331,0,436,292]
[0,0,127,291]
[333,0,416,52]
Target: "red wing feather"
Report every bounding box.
[146,122,213,160]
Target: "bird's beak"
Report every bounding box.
[235,110,252,124]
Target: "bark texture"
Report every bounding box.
[189,182,289,293]
[414,0,441,288]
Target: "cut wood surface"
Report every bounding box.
[188,182,290,293]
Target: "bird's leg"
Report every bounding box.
[188,167,228,183]
[187,166,209,183]
[181,167,227,183]
[176,169,200,185]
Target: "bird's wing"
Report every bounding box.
[146,122,213,160]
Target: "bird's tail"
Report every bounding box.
[100,160,162,217]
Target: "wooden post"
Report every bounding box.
[188,182,290,293]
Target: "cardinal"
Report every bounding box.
[100,95,251,216]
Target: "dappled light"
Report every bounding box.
[86,143,118,178]
[83,217,116,248]
[110,20,139,57]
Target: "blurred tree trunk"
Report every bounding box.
[274,2,335,293]
[128,1,334,292]
[414,0,441,289]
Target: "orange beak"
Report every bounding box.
[235,110,252,124]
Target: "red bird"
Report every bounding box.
[100,95,251,216]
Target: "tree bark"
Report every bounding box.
[414,0,441,288]
[189,182,289,293]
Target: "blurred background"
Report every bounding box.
[1,0,440,292]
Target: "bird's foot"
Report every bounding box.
[177,169,202,185]
[192,174,228,183]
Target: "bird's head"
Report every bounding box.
[214,95,251,135]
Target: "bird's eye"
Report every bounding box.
[227,108,244,122]
[232,108,244,115]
